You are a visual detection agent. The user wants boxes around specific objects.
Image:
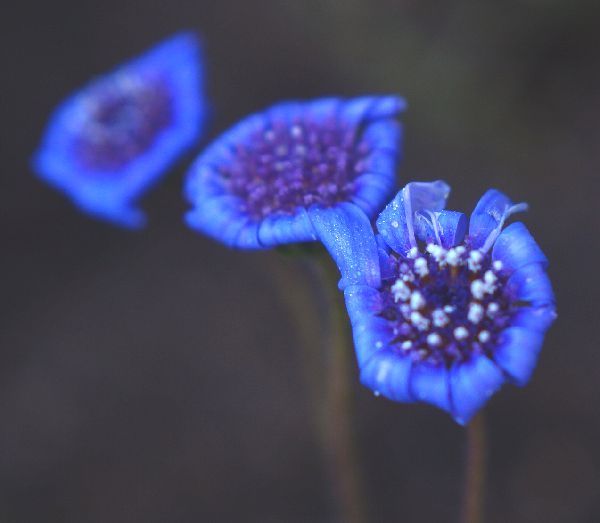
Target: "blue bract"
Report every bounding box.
[185,96,405,248]
[330,181,556,424]
[33,33,205,228]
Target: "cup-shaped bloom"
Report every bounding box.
[324,180,556,424]
[33,32,206,228]
[185,96,405,248]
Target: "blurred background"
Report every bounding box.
[2,1,599,521]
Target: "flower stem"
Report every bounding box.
[460,411,487,523]
[316,254,368,523]
[269,250,368,523]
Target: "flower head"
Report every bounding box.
[33,32,206,228]
[326,181,556,424]
[185,96,405,248]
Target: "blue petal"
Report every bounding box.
[375,234,395,279]
[344,285,391,367]
[511,306,557,333]
[409,361,452,413]
[449,355,505,425]
[415,210,468,248]
[185,195,261,249]
[468,189,528,251]
[340,95,407,127]
[505,262,555,306]
[33,32,206,228]
[309,203,381,290]
[360,348,414,402]
[376,181,450,255]
[257,208,317,247]
[492,327,546,386]
[352,170,396,217]
[361,119,402,153]
[492,222,548,275]
[305,97,341,124]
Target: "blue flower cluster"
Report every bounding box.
[185,96,405,248]
[332,182,556,424]
[33,33,205,227]
[33,33,555,424]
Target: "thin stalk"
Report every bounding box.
[268,251,368,523]
[460,411,486,523]
[316,254,368,523]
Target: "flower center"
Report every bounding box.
[73,73,173,171]
[378,243,511,366]
[220,117,371,219]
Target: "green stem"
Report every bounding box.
[268,251,368,523]
[460,412,486,523]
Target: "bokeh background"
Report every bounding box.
[2,1,599,521]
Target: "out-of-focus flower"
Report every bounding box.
[185,96,405,248]
[326,181,556,424]
[33,32,205,228]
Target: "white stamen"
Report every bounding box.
[478,330,491,343]
[444,305,455,314]
[454,326,469,341]
[455,246,467,256]
[492,260,503,271]
[410,311,430,331]
[407,247,419,259]
[468,250,483,272]
[413,257,429,277]
[432,309,449,327]
[391,220,399,228]
[446,248,461,266]
[467,302,484,324]
[484,270,497,285]
[401,272,415,283]
[401,340,412,351]
[470,280,486,300]
[482,270,497,294]
[487,302,500,317]
[391,279,411,302]
[410,291,426,310]
[426,243,446,264]
[427,333,442,346]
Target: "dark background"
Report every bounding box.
[2,1,599,522]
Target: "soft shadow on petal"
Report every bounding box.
[415,209,467,248]
[468,189,528,251]
[309,203,381,290]
[449,355,505,425]
[492,222,548,275]
[361,119,402,153]
[344,285,391,367]
[505,262,555,306]
[376,180,450,255]
[360,348,414,402]
[409,361,452,413]
[511,305,557,333]
[185,195,261,249]
[257,208,316,247]
[492,326,545,386]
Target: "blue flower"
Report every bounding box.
[33,32,206,228]
[185,96,405,248]
[323,181,556,424]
